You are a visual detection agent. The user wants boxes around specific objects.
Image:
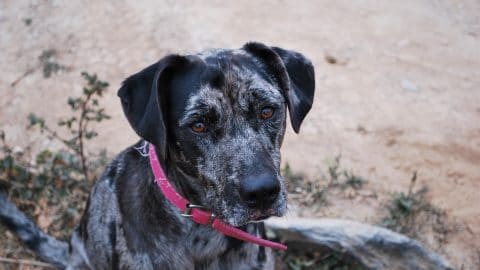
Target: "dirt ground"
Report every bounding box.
[1,0,479,269]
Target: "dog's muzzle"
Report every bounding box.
[148,143,287,251]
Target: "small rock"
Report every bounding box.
[344,187,357,198]
[12,146,23,155]
[397,39,411,47]
[356,125,368,135]
[358,189,377,198]
[401,79,419,92]
[324,54,337,64]
[324,53,349,65]
[467,31,477,37]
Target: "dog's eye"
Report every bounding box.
[260,107,274,120]
[191,122,207,133]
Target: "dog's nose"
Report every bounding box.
[239,173,280,208]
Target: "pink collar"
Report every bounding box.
[148,143,287,251]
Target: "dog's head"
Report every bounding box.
[118,42,314,226]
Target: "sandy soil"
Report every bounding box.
[1,0,479,268]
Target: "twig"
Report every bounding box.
[407,171,417,197]
[40,125,71,149]
[77,92,94,182]
[11,68,36,87]
[0,257,55,268]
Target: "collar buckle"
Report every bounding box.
[181,204,217,224]
[181,204,206,217]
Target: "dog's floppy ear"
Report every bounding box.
[118,55,188,157]
[243,42,315,133]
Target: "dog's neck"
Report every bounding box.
[169,166,207,206]
[157,147,208,207]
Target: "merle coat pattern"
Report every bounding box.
[0,42,315,269]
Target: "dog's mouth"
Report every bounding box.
[248,210,272,223]
[220,212,272,227]
[215,202,286,227]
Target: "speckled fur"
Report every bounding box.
[65,143,275,269]
[0,42,315,269]
[175,62,288,226]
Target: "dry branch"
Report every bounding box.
[266,218,454,270]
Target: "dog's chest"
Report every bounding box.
[149,223,273,269]
[78,152,274,269]
[109,226,273,270]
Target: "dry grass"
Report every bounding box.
[380,172,454,251]
[0,72,111,269]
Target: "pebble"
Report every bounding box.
[397,39,411,47]
[401,79,419,92]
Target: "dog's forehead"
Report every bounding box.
[184,48,284,112]
[196,48,249,60]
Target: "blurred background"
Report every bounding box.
[0,0,479,269]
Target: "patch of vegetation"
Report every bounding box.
[0,72,111,244]
[38,49,67,78]
[342,171,366,190]
[283,163,327,208]
[381,172,451,249]
[11,48,66,87]
[23,18,32,26]
[326,155,367,190]
[283,155,367,208]
[275,248,367,270]
[28,72,110,182]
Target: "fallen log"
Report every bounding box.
[265,218,454,270]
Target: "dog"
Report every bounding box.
[0,42,315,269]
